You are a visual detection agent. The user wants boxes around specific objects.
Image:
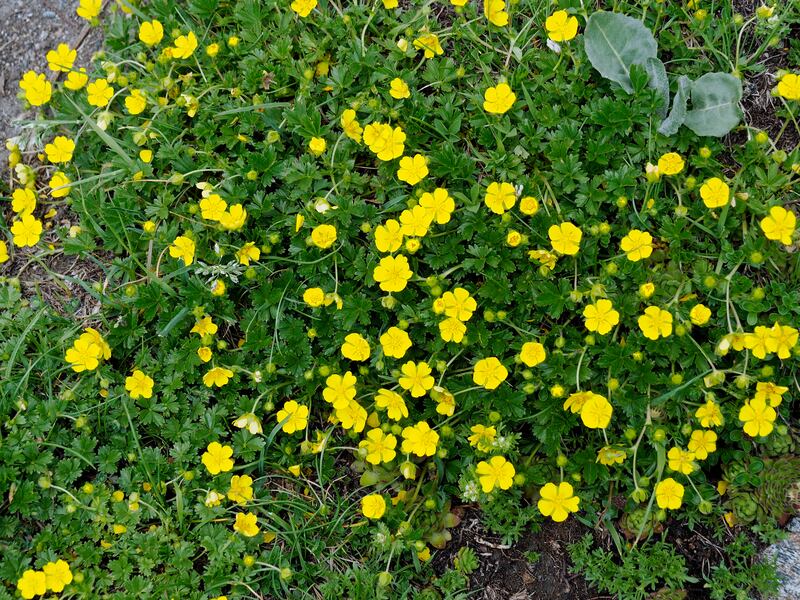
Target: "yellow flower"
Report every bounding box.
[374,219,403,253]
[227,474,254,504]
[580,394,613,429]
[519,196,539,215]
[441,287,476,321]
[658,152,684,175]
[139,19,164,46]
[65,68,89,90]
[688,430,717,460]
[236,242,260,265]
[419,188,455,224]
[42,560,72,593]
[203,366,234,388]
[743,325,774,359]
[169,236,196,266]
[520,341,546,367]
[700,177,729,209]
[596,446,627,466]
[323,371,358,408]
[433,387,455,416]
[0,241,8,264]
[401,421,439,456]
[341,109,363,142]
[690,303,712,326]
[201,442,234,475]
[537,482,580,522]
[397,154,429,185]
[77,0,102,20]
[373,254,413,292]
[17,569,47,599]
[413,33,444,58]
[468,424,497,452]
[582,299,620,335]
[140,149,153,163]
[380,326,412,359]
[336,399,368,432]
[125,370,154,399]
[548,222,582,255]
[563,390,591,414]
[439,317,467,343]
[655,478,684,510]
[363,123,406,160]
[125,89,147,115]
[11,214,42,247]
[638,306,673,340]
[199,194,227,221]
[760,206,796,245]
[172,31,198,59]
[361,494,387,519]
[19,71,52,106]
[233,512,260,536]
[197,346,213,362]
[46,43,77,72]
[472,357,508,390]
[359,429,397,464]
[739,397,776,437]
[87,78,114,107]
[399,361,434,397]
[484,181,516,214]
[777,73,800,101]
[695,399,723,428]
[639,282,655,299]
[64,336,100,372]
[341,333,371,361]
[309,137,326,156]
[667,447,696,475]
[206,43,220,58]
[620,229,653,261]
[754,381,788,407]
[484,0,509,26]
[233,412,263,434]
[399,205,433,237]
[476,456,515,493]
[311,224,337,249]
[383,0,399,8]
[277,400,309,434]
[483,82,516,114]
[375,388,408,420]
[191,315,218,336]
[303,287,325,307]
[219,204,247,231]
[291,0,317,17]
[49,171,71,198]
[546,10,579,42]
[390,78,410,99]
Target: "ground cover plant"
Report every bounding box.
[2,0,800,598]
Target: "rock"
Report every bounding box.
[764,518,800,600]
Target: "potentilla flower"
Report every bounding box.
[227,474,254,504]
[65,68,89,90]
[12,188,36,215]
[433,386,456,416]
[419,188,454,224]
[538,482,580,522]
[172,31,198,59]
[233,412,263,434]
[484,181,516,214]
[412,33,444,58]
[401,421,439,456]
[690,303,712,326]
[754,381,788,407]
[169,236,196,266]
[19,71,52,106]
[638,306,673,340]
[203,366,234,388]
[83,327,111,360]
[379,326,412,358]
[219,204,247,230]
[546,10,579,42]
[201,442,234,475]
[398,361,434,397]
[397,154,429,185]
[657,152,684,175]
[519,195,539,215]
[760,206,796,245]
[582,299,620,335]
[291,0,317,17]
[777,73,800,101]
[340,109,363,142]
[655,478,684,509]
[138,19,164,46]
[744,325,776,359]
[205,489,223,507]
[620,229,653,261]
[483,82,516,114]
[42,559,72,592]
[11,214,43,247]
[76,0,102,20]
[549,222,582,255]
[361,493,387,519]
[472,357,508,390]
[125,369,154,399]
[667,447,696,475]
[484,0,509,26]
[439,317,466,343]
[695,399,723,427]
[374,388,408,420]
[520,341,546,367]
[375,219,404,253]
[383,0,399,8]
[341,333,371,361]
[373,254,412,292]
[49,171,71,198]
[529,248,558,271]
[200,193,227,221]
[87,78,114,107]
[563,390,592,413]
[303,287,325,307]
[442,287,477,321]
[739,396,776,437]
[323,371,358,408]
[688,430,717,460]
[363,123,405,160]
[311,223,337,249]
[596,446,627,465]
[0,241,8,264]
[191,315,218,336]
[233,512,259,536]
[389,78,410,99]
[45,136,75,163]
[468,424,497,452]
[17,569,46,599]
[700,177,729,209]
[399,205,433,237]
[476,456,515,493]
[277,400,309,434]
[46,43,77,72]
[125,89,147,115]
[335,398,367,432]
[309,136,326,156]
[579,394,613,429]
[359,428,397,464]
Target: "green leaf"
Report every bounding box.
[658,75,691,136]
[683,73,743,137]
[645,58,669,118]
[584,11,658,94]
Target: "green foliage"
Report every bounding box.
[704,534,780,600]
